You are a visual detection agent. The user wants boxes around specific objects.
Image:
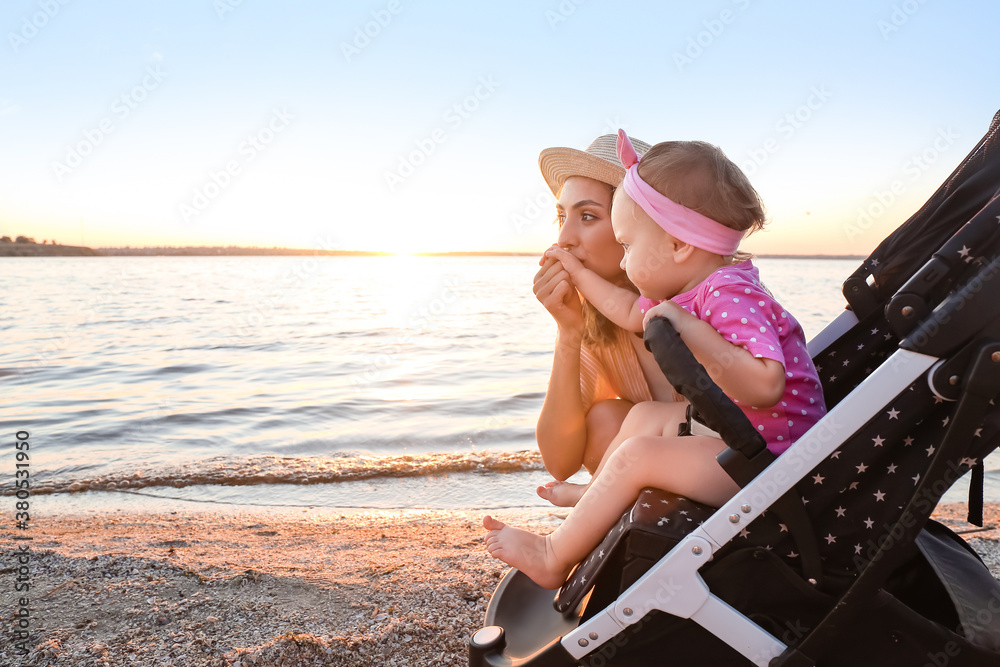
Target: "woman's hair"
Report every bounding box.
[636,141,766,261]
[581,296,620,346]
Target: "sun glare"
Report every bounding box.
[377,252,423,285]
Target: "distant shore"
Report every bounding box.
[96,248,542,257]
[1,242,865,260]
[0,242,101,257]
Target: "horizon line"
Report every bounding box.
[0,237,867,260]
[96,246,869,260]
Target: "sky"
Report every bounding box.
[0,1,997,255]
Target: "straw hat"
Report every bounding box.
[538,133,653,197]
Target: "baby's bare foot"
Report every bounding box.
[536,480,587,507]
[483,515,572,590]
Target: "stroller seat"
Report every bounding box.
[470,109,1000,666]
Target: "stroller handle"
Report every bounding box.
[643,316,768,461]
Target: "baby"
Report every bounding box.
[484,131,825,589]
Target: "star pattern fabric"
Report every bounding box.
[734,357,999,576]
[554,311,1000,609]
[813,309,900,407]
[554,490,715,613]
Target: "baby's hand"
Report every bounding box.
[642,300,683,331]
[538,244,558,267]
[543,246,585,276]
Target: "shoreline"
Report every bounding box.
[2,504,997,666]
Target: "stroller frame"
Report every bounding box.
[558,349,938,665]
[470,110,1000,666]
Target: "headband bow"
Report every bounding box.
[616,129,744,256]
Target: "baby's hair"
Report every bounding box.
[636,141,766,235]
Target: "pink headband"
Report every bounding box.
[617,129,744,256]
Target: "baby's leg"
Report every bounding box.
[538,401,688,508]
[487,433,737,589]
[484,515,569,590]
[552,434,738,567]
[535,401,687,507]
[583,398,635,474]
[590,401,688,482]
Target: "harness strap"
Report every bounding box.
[968,460,985,527]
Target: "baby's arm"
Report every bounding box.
[643,302,785,407]
[544,246,644,332]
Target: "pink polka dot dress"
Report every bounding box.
[641,260,826,456]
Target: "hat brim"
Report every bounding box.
[538,147,626,197]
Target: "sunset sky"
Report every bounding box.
[1,1,997,255]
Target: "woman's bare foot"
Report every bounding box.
[483,515,573,590]
[536,480,587,507]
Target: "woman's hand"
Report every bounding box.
[534,246,583,332]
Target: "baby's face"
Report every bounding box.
[611,191,682,300]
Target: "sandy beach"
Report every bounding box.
[3,503,999,666]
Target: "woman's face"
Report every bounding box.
[555,176,625,283]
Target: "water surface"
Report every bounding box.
[2,256,991,510]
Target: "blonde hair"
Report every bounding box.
[581,298,621,347]
[636,141,766,261]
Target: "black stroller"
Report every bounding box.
[468,110,1000,666]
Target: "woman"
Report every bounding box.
[533,133,677,499]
